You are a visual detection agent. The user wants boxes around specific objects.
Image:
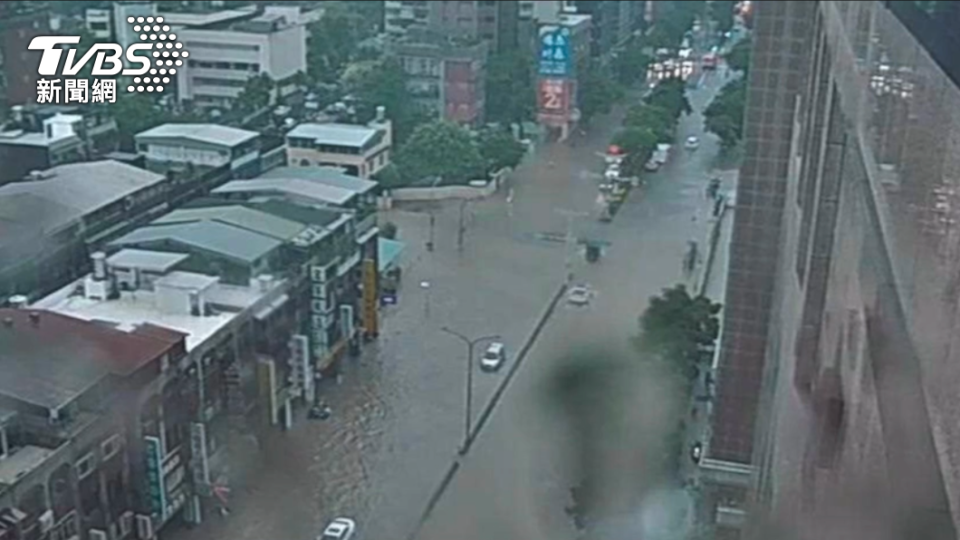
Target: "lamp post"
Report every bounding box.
[441,327,500,454]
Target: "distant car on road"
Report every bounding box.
[480,342,507,372]
[684,136,700,150]
[320,518,356,540]
[644,159,660,172]
[567,285,591,306]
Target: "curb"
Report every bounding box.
[695,204,729,297]
[405,281,568,540]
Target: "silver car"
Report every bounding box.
[567,286,591,306]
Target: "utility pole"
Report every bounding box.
[427,212,435,252]
[441,327,500,454]
[554,208,589,283]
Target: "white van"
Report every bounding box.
[481,342,507,372]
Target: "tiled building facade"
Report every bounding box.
[704,2,960,539]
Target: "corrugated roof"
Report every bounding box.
[107,249,190,273]
[286,123,380,148]
[213,178,355,206]
[244,199,345,227]
[260,166,378,194]
[154,205,306,240]
[108,221,282,264]
[0,161,166,233]
[0,309,185,408]
[135,123,259,147]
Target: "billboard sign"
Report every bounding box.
[538,25,572,77]
[538,79,571,116]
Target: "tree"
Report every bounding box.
[612,127,657,176]
[306,1,376,83]
[646,0,704,49]
[579,66,624,123]
[611,38,652,87]
[394,121,485,184]
[110,93,164,150]
[485,51,536,133]
[704,78,747,149]
[639,284,721,374]
[645,78,692,121]
[725,36,753,75]
[624,103,676,143]
[341,58,430,145]
[710,0,737,36]
[477,128,526,174]
[235,73,273,114]
[380,221,398,240]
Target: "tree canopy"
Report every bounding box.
[704,77,747,149]
[624,103,676,144]
[306,1,379,84]
[611,37,652,87]
[477,128,526,174]
[710,0,738,36]
[725,36,753,75]
[639,284,721,373]
[393,121,485,185]
[485,50,536,129]
[645,78,692,121]
[235,73,273,114]
[646,0,704,49]
[579,66,624,123]
[341,58,430,145]
[612,126,658,177]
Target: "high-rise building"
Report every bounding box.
[385,1,519,53]
[702,2,960,540]
[0,1,50,106]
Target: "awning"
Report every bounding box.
[378,238,405,272]
[254,294,289,321]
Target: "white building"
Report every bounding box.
[134,123,260,174]
[285,108,392,179]
[169,6,307,109]
[85,8,113,40]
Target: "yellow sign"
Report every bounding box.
[362,258,378,336]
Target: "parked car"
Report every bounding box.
[568,285,591,306]
[684,136,700,150]
[480,342,507,372]
[320,518,356,540]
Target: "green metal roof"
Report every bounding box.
[243,199,345,228]
[153,205,307,241]
[109,221,282,265]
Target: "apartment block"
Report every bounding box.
[703,2,960,539]
[134,123,261,178]
[285,111,393,178]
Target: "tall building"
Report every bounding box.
[0,2,50,106]
[385,1,519,53]
[701,2,960,540]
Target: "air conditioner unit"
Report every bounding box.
[89,529,108,540]
[134,515,153,540]
[38,511,54,534]
[119,511,134,538]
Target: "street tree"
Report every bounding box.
[612,126,658,176]
[477,128,526,174]
[704,78,747,149]
[645,78,692,121]
[341,58,430,145]
[725,36,753,75]
[639,284,721,374]
[110,93,163,150]
[579,66,624,124]
[485,50,536,134]
[380,222,398,240]
[624,103,676,143]
[394,120,485,185]
[611,37,652,87]
[646,0,704,49]
[710,0,738,36]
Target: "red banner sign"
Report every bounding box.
[539,78,569,114]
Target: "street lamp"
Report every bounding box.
[441,326,501,454]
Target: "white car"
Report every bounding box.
[567,286,591,306]
[684,136,700,150]
[480,342,507,372]
[320,518,356,540]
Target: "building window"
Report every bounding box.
[89,22,108,31]
[101,435,122,461]
[76,453,96,479]
[185,42,259,52]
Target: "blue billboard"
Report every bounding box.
[538,25,572,78]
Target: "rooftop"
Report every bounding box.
[0,445,56,486]
[0,161,166,235]
[0,308,186,409]
[108,221,283,265]
[107,249,190,274]
[161,6,259,28]
[213,178,356,207]
[260,166,378,195]
[287,123,382,149]
[153,205,307,241]
[33,274,278,351]
[135,123,259,148]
